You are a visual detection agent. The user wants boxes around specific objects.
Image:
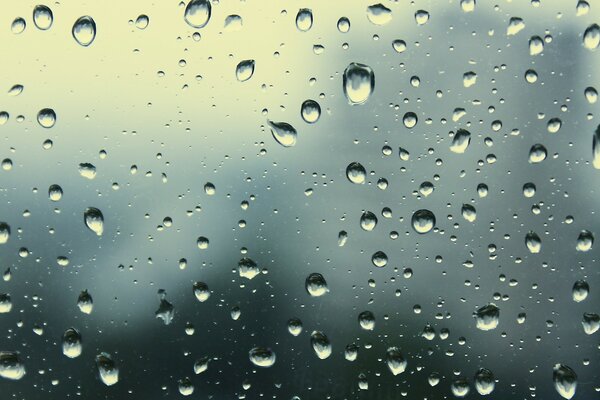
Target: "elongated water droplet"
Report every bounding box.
[585,86,597,104]
[553,364,577,399]
[301,100,320,123]
[62,328,82,358]
[72,16,96,46]
[96,353,119,386]
[385,347,406,375]
[577,1,590,16]
[0,293,11,313]
[338,230,348,247]
[572,280,589,302]
[366,4,392,25]
[450,129,471,153]
[461,204,476,222]
[238,257,259,279]
[236,59,255,82]
[475,304,499,331]
[8,84,23,96]
[529,35,544,55]
[84,207,104,236]
[155,289,174,325]
[11,18,26,34]
[78,163,96,179]
[33,5,53,30]
[37,108,56,128]
[0,223,10,244]
[583,23,600,50]
[525,231,541,253]
[507,17,525,35]
[249,347,276,367]
[582,313,599,335]
[267,120,297,147]
[77,290,93,314]
[343,63,374,105]
[310,331,331,359]
[576,230,594,252]
[412,209,435,234]
[0,351,25,380]
[295,8,313,32]
[474,368,495,395]
[593,126,600,169]
[184,0,211,29]
[193,356,209,374]
[305,273,328,297]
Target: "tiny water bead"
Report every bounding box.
[72,16,97,46]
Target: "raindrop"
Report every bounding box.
[593,125,600,169]
[295,9,313,32]
[0,293,11,313]
[33,5,53,30]
[525,231,541,253]
[236,59,255,82]
[583,23,599,50]
[385,347,407,375]
[337,17,350,33]
[371,251,388,268]
[547,118,561,133]
[301,100,321,123]
[584,86,597,104]
[8,85,23,96]
[155,289,174,325]
[249,347,276,367]
[360,211,378,231]
[450,129,471,153]
[474,368,495,395]
[11,18,26,34]
[576,230,594,252]
[193,282,210,302]
[582,313,599,335]
[411,209,436,234]
[305,273,328,297]
[267,120,297,147]
[529,35,544,55]
[507,17,525,36]
[193,357,209,374]
[0,222,10,244]
[0,352,25,380]
[84,207,104,236]
[135,15,149,30]
[461,204,477,222]
[96,353,119,386]
[345,344,358,361]
[224,15,242,31]
[475,304,499,331]
[48,184,62,201]
[37,108,56,128]
[178,378,194,396]
[572,280,589,302]
[403,112,417,128]
[451,377,470,398]
[287,318,303,336]
[414,10,430,25]
[184,0,211,29]
[460,0,476,12]
[72,16,97,46]
[553,364,577,399]
[197,236,209,249]
[343,63,374,105]
[62,328,82,358]
[310,331,331,359]
[528,144,547,163]
[392,39,407,53]
[77,290,93,314]
[366,4,392,25]
[358,311,375,330]
[78,163,96,179]
[346,162,366,184]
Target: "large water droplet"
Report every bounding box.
[84,207,104,236]
[358,311,375,330]
[301,100,321,123]
[360,211,377,231]
[553,364,577,399]
[184,0,211,29]
[33,5,53,30]
[576,230,594,252]
[305,273,328,297]
[385,347,407,375]
[62,328,82,358]
[366,4,392,25]
[96,353,119,386]
[343,63,374,105]
[402,112,418,128]
[135,15,149,30]
[295,8,313,32]
[583,23,599,50]
[475,304,499,331]
[582,313,599,335]
[72,16,97,47]
[310,331,331,359]
[371,251,388,268]
[450,129,471,153]
[474,368,495,395]
[451,377,470,397]
[0,351,25,380]
[37,108,56,128]
[0,222,10,244]
[287,318,303,336]
[572,280,589,302]
[249,347,276,367]
[507,17,525,35]
[411,209,435,234]
[238,257,259,279]
[529,35,544,55]
[525,231,541,253]
[224,15,242,31]
[77,290,93,314]
[193,282,210,302]
[267,120,297,147]
[178,377,194,396]
[345,343,358,361]
[461,204,477,222]
[236,59,255,82]
[346,162,366,184]
[337,17,350,33]
[414,10,430,25]
[528,144,547,163]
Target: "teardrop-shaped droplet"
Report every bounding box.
[193,356,209,374]
[135,15,149,30]
[178,377,194,396]
[77,290,93,314]
[295,8,313,32]
[474,368,495,395]
[385,347,407,375]
[96,353,119,386]
[338,230,348,247]
[346,162,366,184]
[525,231,541,253]
[184,0,211,29]
[0,351,25,380]
[305,273,328,297]
[248,347,276,367]
[11,18,26,34]
[8,84,23,96]
[193,282,210,302]
[72,16,97,47]
[553,364,577,399]
[310,331,331,359]
[301,100,321,123]
[358,311,375,331]
[450,129,471,153]
[572,280,589,302]
[62,328,82,358]
[585,86,597,104]
[576,230,594,252]
[84,207,104,236]
[343,63,374,105]
[412,209,435,234]
[37,108,56,128]
[267,120,297,147]
[451,377,470,398]
[238,257,259,279]
[0,222,10,245]
[583,23,600,50]
[475,304,499,331]
[366,4,392,25]
[582,313,600,335]
[236,59,255,82]
[33,5,53,30]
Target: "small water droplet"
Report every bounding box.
[48,184,63,201]
[414,10,430,25]
[11,18,26,34]
[77,290,93,314]
[392,39,407,53]
[451,377,470,397]
[267,120,297,147]
[583,23,599,50]
[301,100,321,123]
[371,251,388,268]
[529,35,544,55]
[525,231,541,253]
[84,207,104,236]
[460,0,476,13]
[135,15,149,29]
[553,364,577,399]
[346,162,366,184]
[155,289,174,325]
[474,368,494,395]
[0,223,10,244]
[582,313,599,335]
[358,311,375,330]
[178,377,194,396]
[224,15,242,31]
[528,144,547,163]
[450,129,471,153]
[402,112,418,128]
[507,17,525,35]
[72,16,97,47]
[337,17,350,33]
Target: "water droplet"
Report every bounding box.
[287,318,303,336]
[238,257,259,279]
[461,204,476,222]
[525,231,541,253]
[553,364,577,399]
[84,207,104,236]
[345,343,358,361]
[577,1,590,16]
[525,69,538,83]
[337,17,350,33]
[572,280,589,302]
[204,182,215,195]
[385,347,406,375]
[582,313,599,335]
[463,71,477,87]
[193,356,209,374]
[295,8,313,32]
[267,120,297,147]
[135,15,149,30]
[62,328,82,358]
[474,368,494,395]
[583,23,599,50]
[528,144,547,163]
[507,17,525,35]
[346,162,366,184]
[184,0,211,29]
[403,112,418,128]
[196,236,209,249]
[414,10,430,25]
[11,18,26,34]
[33,5,53,30]
[371,251,388,268]
[72,16,97,47]
[77,290,93,314]
[450,129,471,153]
[411,209,436,234]
[37,108,56,128]
[529,35,544,55]
[0,223,10,244]
[358,311,375,330]
[475,304,499,331]
[585,86,597,104]
[343,63,374,105]
[460,0,476,12]
[78,163,97,179]
[178,377,194,396]
[547,118,562,133]
[301,100,321,123]
[8,84,23,96]
[428,372,440,386]
[310,331,331,359]
[451,377,470,397]
[249,347,276,367]
[236,59,255,82]
[0,293,11,313]
[366,4,392,25]
[576,230,594,252]
[360,211,377,231]
[193,282,210,302]
[305,273,328,297]
[96,353,119,386]
[48,184,63,201]
[392,39,407,53]
[155,289,174,325]
[0,351,25,380]
[338,230,348,247]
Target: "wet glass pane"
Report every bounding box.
[1,1,599,399]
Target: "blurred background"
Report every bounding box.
[0,0,599,398]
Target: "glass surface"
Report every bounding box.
[1,1,599,399]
